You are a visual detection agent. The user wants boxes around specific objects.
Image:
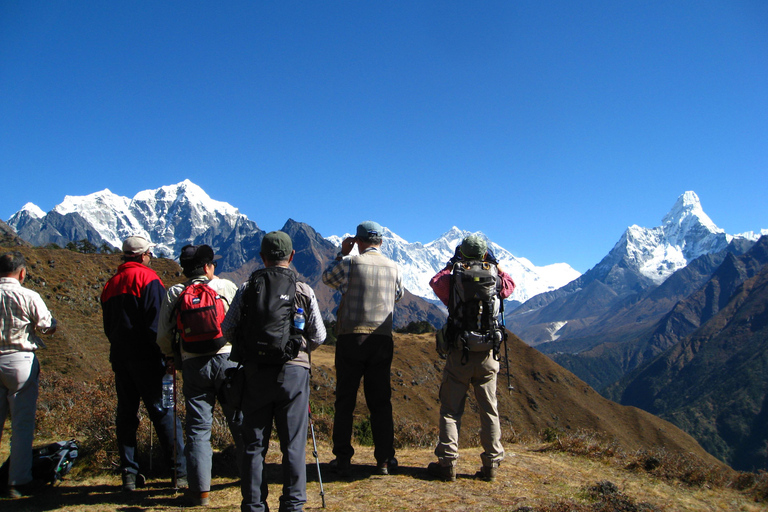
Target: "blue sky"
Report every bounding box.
[1,1,766,272]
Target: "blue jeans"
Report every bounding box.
[0,352,39,486]
[240,363,310,512]
[113,357,186,478]
[182,353,244,493]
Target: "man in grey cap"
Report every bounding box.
[156,244,242,507]
[101,236,186,491]
[223,231,326,512]
[322,221,403,476]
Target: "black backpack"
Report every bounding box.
[444,260,504,362]
[232,266,303,365]
[0,439,79,487]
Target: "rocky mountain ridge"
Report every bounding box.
[8,180,579,306]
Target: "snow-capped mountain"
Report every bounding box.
[328,226,579,305]
[507,191,765,347]
[7,180,577,305]
[599,191,761,285]
[9,180,259,262]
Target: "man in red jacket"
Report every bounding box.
[101,236,186,491]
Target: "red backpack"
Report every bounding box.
[174,282,227,353]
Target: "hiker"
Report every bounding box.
[0,251,57,498]
[101,236,186,491]
[222,231,326,512]
[156,244,244,507]
[322,221,403,476]
[427,234,515,482]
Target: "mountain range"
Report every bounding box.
[7,180,579,309]
[506,193,764,384]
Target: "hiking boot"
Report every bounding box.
[329,458,351,477]
[186,490,210,506]
[427,461,456,482]
[6,482,37,499]
[376,457,398,475]
[121,472,146,491]
[478,465,497,482]
[175,475,189,489]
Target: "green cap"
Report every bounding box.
[460,234,487,260]
[261,231,293,260]
[356,220,383,241]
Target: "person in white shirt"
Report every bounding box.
[0,251,56,498]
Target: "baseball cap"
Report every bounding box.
[261,231,293,260]
[122,236,155,255]
[355,220,383,241]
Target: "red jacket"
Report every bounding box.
[101,262,165,361]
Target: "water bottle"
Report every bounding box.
[294,307,305,331]
[162,373,174,409]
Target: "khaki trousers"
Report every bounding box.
[435,349,504,467]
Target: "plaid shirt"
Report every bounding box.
[322,247,403,336]
[0,277,56,354]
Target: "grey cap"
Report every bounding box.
[355,220,383,241]
[261,231,293,260]
[122,236,155,255]
[460,234,487,260]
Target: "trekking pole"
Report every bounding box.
[149,421,153,472]
[172,366,179,490]
[307,343,326,508]
[308,403,326,508]
[501,303,513,392]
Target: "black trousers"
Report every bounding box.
[332,333,395,464]
[113,357,186,477]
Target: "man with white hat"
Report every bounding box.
[101,236,186,491]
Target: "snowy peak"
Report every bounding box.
[661,190,723,249]
[610,191,732,284]
[133,179,239,219]
[8,180,251,259]
[661,191,712,228]
[327,226,580,304]
[18,202,45,219]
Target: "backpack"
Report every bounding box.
[0,439,79,487]
[444,260,504,362]
[173,282,228,354]
[233,266,303,365]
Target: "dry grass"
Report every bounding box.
[2,360,767,510]
[2,441,766,511]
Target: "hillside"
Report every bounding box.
[0,241,722,467]
[608,264,768,471]
[548,237,766,392]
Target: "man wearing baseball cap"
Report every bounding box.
[322,221,403,476]
[222,231,326,512]
[101,236,186,491]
